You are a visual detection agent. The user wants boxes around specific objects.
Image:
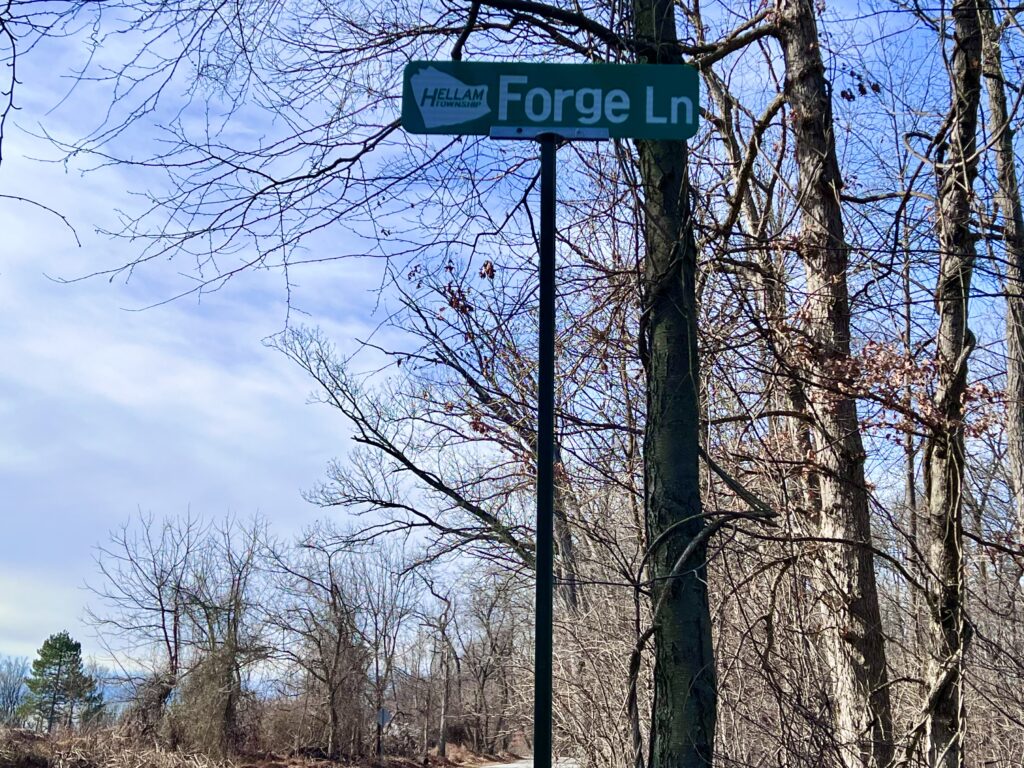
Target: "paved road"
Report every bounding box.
[482,760,577,768]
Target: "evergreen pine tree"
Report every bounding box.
[20,632,101,732]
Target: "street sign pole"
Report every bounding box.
[400,60,699,768]
[534,132,556,768]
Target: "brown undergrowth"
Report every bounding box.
[0,729,511,768]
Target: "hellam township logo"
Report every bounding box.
[411,67,490,128]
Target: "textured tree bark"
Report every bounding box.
[638,133,716,767]
[634,1,716,764]
[438,644,449,758]
[980,4,1024,544]
[775,0,894,764]
[923,0,983,765]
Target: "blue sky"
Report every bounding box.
[0,30,390,663]
[0,0,975,666]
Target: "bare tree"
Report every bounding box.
[919,0,984,764]
[88,514,267,756]
[262,524,371,759]
[980,3,1024,544]
[345,540,418,758]
[0,656,28,726]
[179,518,267,757]
[419,579,456,759]
[773,0,895,762]
[87,512,204,743]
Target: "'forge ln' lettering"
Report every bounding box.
[645,86,694,125]
[497,76,693,129]
[500,76,631,124]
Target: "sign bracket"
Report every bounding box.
[489,126,609,141]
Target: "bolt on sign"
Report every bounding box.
[402,61,699,140]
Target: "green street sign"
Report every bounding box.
[401,61,699,140]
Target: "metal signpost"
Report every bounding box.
[402,60,698,768]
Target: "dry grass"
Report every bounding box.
[1,729,50,768]
[0,728,227,768]
[0,729,501,768]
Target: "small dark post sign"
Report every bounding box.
[401,59,699,768]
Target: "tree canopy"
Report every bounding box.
[20,632,102,733]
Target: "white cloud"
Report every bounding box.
[0,568,91,660]
[0,28,402,661]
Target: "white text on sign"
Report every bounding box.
[497,76,693,127]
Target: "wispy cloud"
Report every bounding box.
[0,31,394,661]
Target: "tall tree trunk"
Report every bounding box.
[903,230,927,651]
[46,659,64,734]
[775,0,895,764]
[438,640,449,758]
[634,1,716,765]
[638,136,716,768]
[327,685,340,759]
[923,0,983,764]
[980,3,1024,542]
